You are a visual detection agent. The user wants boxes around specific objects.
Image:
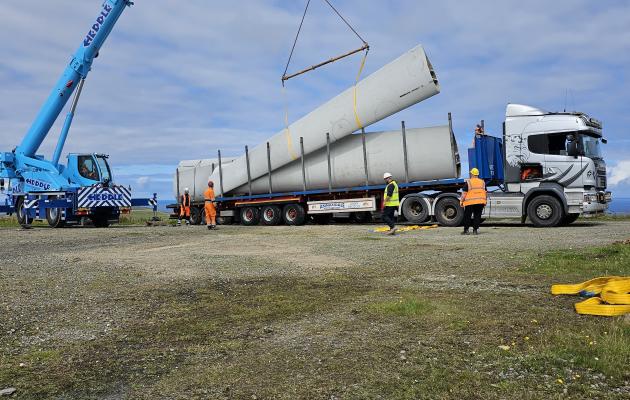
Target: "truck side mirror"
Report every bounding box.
[567,140,579,158]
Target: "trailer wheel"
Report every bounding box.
[401,196,429,223]
[46,195,66,228]
[190,207,203,225]
[527,195,564,227]
[434,197,464,227]
[261,205,282,226]
[282,204,306,226]
[15,196,30,228]
[240,206,260,226]
[350,212,373,224]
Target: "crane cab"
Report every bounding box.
[63,153,113,187]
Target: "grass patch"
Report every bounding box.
[522,242,630,279]
[368,296,435,317]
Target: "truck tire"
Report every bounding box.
[190,207,203,225]
[240,206,260,226]
[434,197,464,227]
[527,195,564,227]
[282,204,306,226]
[46,196,66,228]
[401,196,429,223]
[15,196,30,228]
[350,212,373,223]
[561,213,580,226]
[261,205,282,226]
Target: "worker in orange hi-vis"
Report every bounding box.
[204,180,217,230]
[178,188,191,226]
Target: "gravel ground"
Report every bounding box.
[1,220,629,399]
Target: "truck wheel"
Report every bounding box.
[561,213,580,226]
[434,197,464,227]
[261,205,282,226]
[401,196,429,223]
[283,204,306,226]
[46,196,66,228]
[240,206,260,226]
[15,196,30,228]
[350,212,373,223]
[312,213,332,225]
[527,195,564,227]
[190,207,203,225]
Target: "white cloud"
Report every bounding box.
[609,160,630,186]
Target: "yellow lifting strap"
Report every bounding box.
[551,276,630,317]
[374,224,438,233]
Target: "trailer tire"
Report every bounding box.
[261,205,282,226]
[527,195,564,227]
[46,196,66,228]
[190,207,203,225]
[283,204,306,226]
[434,197,464,227]
[350,212,373,223]
[240,206,260,226]
[401,196,430,223]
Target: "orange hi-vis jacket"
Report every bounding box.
[462,177,487,207]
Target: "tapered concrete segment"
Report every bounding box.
[209,44,440,196]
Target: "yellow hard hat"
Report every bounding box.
[470,168,480,176]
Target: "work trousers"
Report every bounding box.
[179,206,190,220]
[463,204,484,231]
[205,202,216,226]
[382,206,397,229]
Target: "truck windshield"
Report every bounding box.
[579,135,602,159]
[95,156,112,181]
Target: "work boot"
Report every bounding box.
[177,219,182,226]
[461,230,469,235]
[473,229,479,235]
[186,220,190,226]
[211,225,217,230]
[386,228,397,236]
[207,225,212,230]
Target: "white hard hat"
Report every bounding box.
[383,172,393,179]
[184,187,189,193]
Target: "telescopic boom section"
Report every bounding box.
[16,0,132,158]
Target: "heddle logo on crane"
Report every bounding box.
[83,3,113,47]
[25,178,51,191]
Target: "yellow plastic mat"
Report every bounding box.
[551,276,630,316]
[373,224,438,233]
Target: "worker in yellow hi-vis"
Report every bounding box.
[460,168,487,235]
[381,172,400,235]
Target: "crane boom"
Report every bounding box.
[16,0,132,158]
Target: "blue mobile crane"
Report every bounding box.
[0,0,151,227]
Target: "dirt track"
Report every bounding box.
[1,220,629,399]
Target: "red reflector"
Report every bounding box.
[65,80,74,88]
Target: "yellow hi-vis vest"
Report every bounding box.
[384,180,400,207]
[463,177,487,206]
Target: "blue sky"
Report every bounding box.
[1,0,629,201]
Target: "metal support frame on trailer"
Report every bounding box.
[300,137,307,192]
[326,132,332,193]
[401,121,410,183]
